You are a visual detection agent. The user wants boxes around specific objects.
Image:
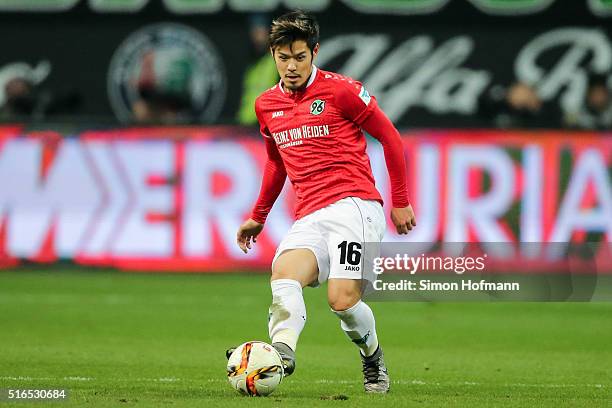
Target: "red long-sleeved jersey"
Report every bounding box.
[251,66,409,223]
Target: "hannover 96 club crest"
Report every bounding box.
[310,99,325,115]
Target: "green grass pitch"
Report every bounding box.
[0,269,610,407]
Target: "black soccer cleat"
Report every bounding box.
[272,342,296,377]
[361,346,390,393]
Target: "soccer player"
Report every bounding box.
[232,11,416,393]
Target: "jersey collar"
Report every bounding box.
[278,65,318,94]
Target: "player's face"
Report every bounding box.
[272,40,319,91]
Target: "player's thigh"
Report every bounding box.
[324,198,383,278]
[272,248,319,288]
[327,278,363,311]
[323,198,385,310]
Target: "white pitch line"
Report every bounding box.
[214,377,607,389]
[0,376,178,383]
[0,293,211,305]
[1,376,606,389]
[0,376,92,382]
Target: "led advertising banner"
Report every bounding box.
[1,1,611,16]
[0,127,609,271]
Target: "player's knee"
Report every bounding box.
[327,279,362,311]
[328,294,360,312]
[271,249,318,287]
[270,264,291,281]
[271,261,303,284]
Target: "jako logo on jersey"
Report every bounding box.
[272,111,284,118]
[310,99,325,115]
[359,86,371,106]
[108,23,226,124]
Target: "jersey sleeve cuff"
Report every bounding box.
[391,197,410,208]
[251,212,268,224]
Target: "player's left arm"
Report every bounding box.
[361,108,416,234]
[335,82,416,234]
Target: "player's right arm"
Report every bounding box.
[237,100,287,253]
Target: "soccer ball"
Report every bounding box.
[226,341,284,396]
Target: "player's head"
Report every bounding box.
[269,11,320,91]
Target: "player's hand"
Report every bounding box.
[236,218,264,254]
[390,205,416,235]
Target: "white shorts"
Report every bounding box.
[272,197,385,287]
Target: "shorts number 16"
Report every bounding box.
[338,241,362,266]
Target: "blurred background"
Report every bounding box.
[1,0,612,129]
[0,0,610,271]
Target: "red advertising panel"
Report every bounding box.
[0,128,609,271]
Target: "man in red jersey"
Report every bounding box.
[231,11,416,393]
